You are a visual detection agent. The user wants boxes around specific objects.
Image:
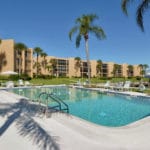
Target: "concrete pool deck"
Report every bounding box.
[0,90,150,150]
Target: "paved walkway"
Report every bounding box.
[0,90,150,150]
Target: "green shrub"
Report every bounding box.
[9,75,19,81]
[20,74,32,80]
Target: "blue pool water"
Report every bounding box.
[9,86,150,127]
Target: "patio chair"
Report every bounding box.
[113,82,124,91]
[25,81,31,86]
[138,83,146,92]
[103,81,112,89]
[6,81,14,88]
[18,79,24,86]
[113,81,131,91]
[122,81,131,91]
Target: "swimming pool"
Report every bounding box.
[9,86,150,127]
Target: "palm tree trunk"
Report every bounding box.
[36,54,38,77]
[85,39,91,84]
[19,56,22,77]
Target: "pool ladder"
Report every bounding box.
[38,92,69,113]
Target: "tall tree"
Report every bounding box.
[49,58,57,77]
[69,14,106,84]
[96,59,103,77]
[112,64,122,77]
[127,65,134,77]
[138,64,149,77]
[74,57,81,76]
[33,47,43,76]
[14,43,27,76]
[0,52,7,72]
[138,64,143,77]
[121,0,150,31]
[41,52,48,74]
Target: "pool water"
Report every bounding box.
[9,86,150,127]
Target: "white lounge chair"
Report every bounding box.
[122,81,131,91]
[113,82,124,91]
[18,79,24,86]
[103,81,112,89]
[138,83,146,92]
[113,81,131,91]
[6,81,14,88]
[25,81,31,86]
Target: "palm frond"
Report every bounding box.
[14,43,27,51]
[122,0,134,15]
[69,26,78,40]
[87,14,99,22]
[136,0,149,31]
[33,47,43,55]
[90,26,106,40]
[76,34,81,48]
[76,17,82,24]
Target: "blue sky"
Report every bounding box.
[0,0,149,65]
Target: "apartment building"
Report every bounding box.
[0,39,141,78]
[0,39,33,77]
[35,56,141,78]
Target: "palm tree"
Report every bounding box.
[112,64,122,77]
[49,58,57,77]
[74,57,81,76]
[69,14,106,84]
[121,0,150,31]
[127,65,134,77]
[14,43,27,76]
[0,52,7,72]
[138,64,143,77]
[33,47,43,76]
[46,65,52,74]
[138,64,149,77]
[41,52,48,74]
[96,59,103,77]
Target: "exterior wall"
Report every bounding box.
[122,63,128,77]
[133,65,141,77]
[68,58,76,77]
[0,39,33,77]
[33,56,142,78]
[0,39,15,72]
[107,62,114,77]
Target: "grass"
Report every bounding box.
[29,77,150,85]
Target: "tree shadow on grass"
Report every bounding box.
[0,99,60,150]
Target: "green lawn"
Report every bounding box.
[29,77,149,85]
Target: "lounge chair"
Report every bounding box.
[138,83,146,92]
[113,82,124,91]
[113,81,131,91]
[103,81,113,89]
[6,81,14,88]
[25,81,31,86]
[18,79,24,86]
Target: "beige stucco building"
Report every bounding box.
[0,39,33,77]
[35,56,141,78]
[0,39,141,78]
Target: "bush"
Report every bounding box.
[136,76,141,80]
[20,74,32,80]
[0,75,9,81]
[9,75,19,81]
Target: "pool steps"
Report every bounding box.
[38,92,69,113]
